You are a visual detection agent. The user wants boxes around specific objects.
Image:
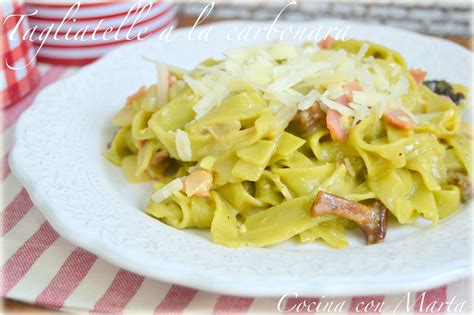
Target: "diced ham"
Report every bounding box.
[311,191,388,245]
[324,82,361,141]
[409,69,427,85]
[326,93,352,142]
[343,80,362,101]
[326,109,348,142]
[383,107,417,129]
[183,169,213,197]
[319,36,334,49]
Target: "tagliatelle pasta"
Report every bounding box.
[104,39,472,248]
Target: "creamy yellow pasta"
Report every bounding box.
[104,38,472,248]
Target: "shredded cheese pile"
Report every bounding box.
[178,42,414,126]
[156,41,420,162]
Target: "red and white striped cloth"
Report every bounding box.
[1,63,472,314]
[1,0,40,108]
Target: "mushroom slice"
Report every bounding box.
[447,171,472,202]
[310,191,388,245]
[150,150,168,166]
[292,102,324,133]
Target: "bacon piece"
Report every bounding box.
[319,36,334,49]
[293,102,324,133]
[383,107,417,129]
[311,191,388,245]
[326,109,348,142]
[409,69,427,85]
[183,169,213,197]
[323,82,360,141]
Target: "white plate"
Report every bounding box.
[10,20,473,297]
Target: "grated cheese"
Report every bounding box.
[372,64,390,92]
[352,91,387,109]
[268,62,330,92]
[156,42,418,132]
[175,129,192,161]
[152,178,184,203]
[269,89,304,107]
[392,76,409,97]
[330,49,348,66]
[326,86,345,99]
[184,75,210,97]
[357,65,376,93]
[193,84,229,119]
[298,90,320,110]
[349,102,370,126]
[269,42,298,60]
[344,158,356,177]
[156,62,169,108]
[320,91,354,116]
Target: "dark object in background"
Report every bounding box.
[423,80,465,105]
